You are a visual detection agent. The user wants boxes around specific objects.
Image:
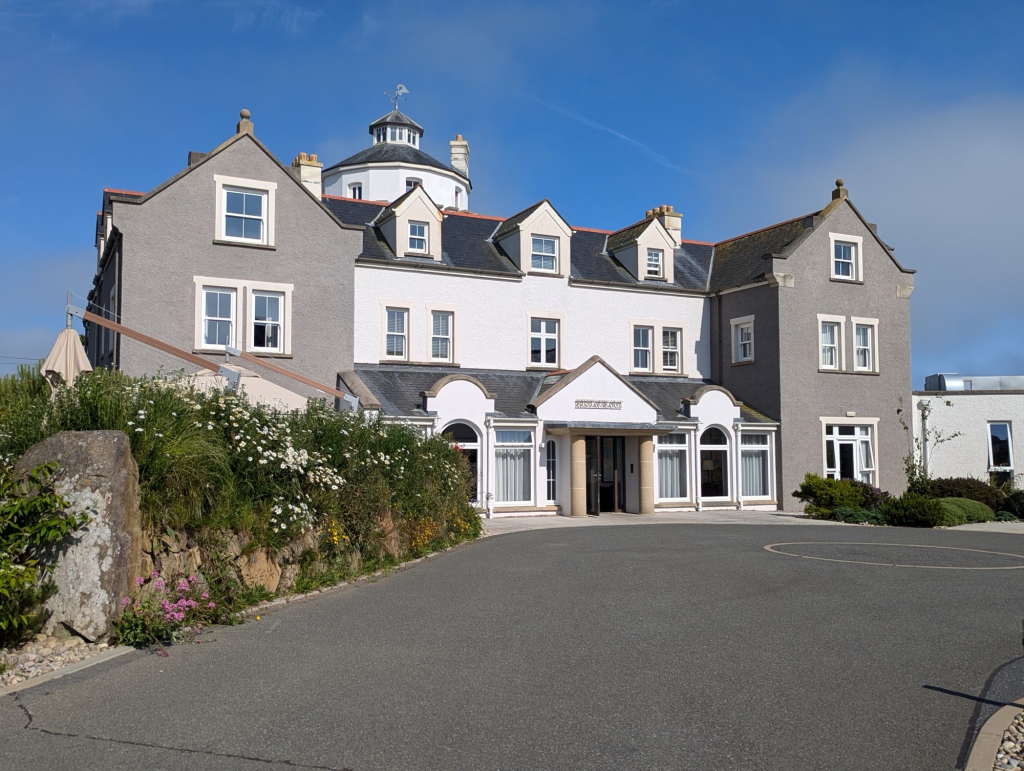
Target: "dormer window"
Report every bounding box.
[409,222,427,253]
[646,249,663,278]
[531,237,557,272]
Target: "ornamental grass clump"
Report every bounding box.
[114,572,219,647]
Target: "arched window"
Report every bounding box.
[545,440,557,502]
[443,423,480,503]
[699,427,729,499]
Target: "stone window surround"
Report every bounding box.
[818,416,881,488]
[426,302,459,364]
[628,318,687,376]
[851,316,880,373]
[828,232,864,282]
[192,275,293,355]
[380,300,411,361]
[730,315,755,364]
[817,313,847,371]
[526,310,564,370]
[214,174,277,247]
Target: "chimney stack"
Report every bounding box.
[236,108,254,136]
[832,178,848,201]
[292,152,323,197]
[450,134,469,177]
[654,204,682,246]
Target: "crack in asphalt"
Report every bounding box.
[13,693,353,771]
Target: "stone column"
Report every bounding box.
[570,435,587,517]
[639,435,655,515]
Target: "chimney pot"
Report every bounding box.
[449,134,470,180]
[291,151,323,197]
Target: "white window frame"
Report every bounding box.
[406,177,422,193]
[214,175,276,246]
[349,183,363,200]
[646,249,663,278]
[384,307,409,360]
[193,276,293,354]
[817,314,846,371]
[250,290,284,354]
[656,433,690,502]
[661,327,681,373]
[530,236,558,273]
[430,309,454,363]
[820,417,880,488]
[545,439,557,503]
[529,316,560,368]
[698,425,731,501]
[408,221,428,253]
[739,432,773,500]
[730,315,754,363]
[828,232,864,282]
[851,317,879,373]
[632,325,653,372]
[988,422,1014,472]
[494,428,535,506]
[199,286,237,352]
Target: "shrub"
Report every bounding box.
[792,473,865,518]
[1004,490,1024,518]
[882,493,944,528]
[847,480,891,511]
[996,511,1021,522]
[831,506,886,526]
[0,463,89,647]
[928,477,1005,513]
[937,497,995,526]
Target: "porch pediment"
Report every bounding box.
[530,356,658,424]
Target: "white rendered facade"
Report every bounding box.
[323,164,469,211]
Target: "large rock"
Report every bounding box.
[239,549,281,593]
[15,431,143,642]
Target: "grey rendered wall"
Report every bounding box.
[710,284,784,503]
[775,200,914,507]
[112,136,361,399]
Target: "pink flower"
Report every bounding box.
[188,575,197,583]
[154,579,164,590]
[176,579,189,592]
[207,602,216,608]
[134,576,145,587]
[121,597,131,607]
[201,592,209,600]
[151,571,159,578]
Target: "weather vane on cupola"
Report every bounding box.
[384,84,409,110]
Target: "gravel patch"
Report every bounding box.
[995,711,1024,770]
[1,633,110,687]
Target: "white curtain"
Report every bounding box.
[741,450,768,497]
[658,449,687,499]
[496,448,531,502]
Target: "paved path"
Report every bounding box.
[2,522,1023,770]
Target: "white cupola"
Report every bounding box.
[321,87,472,211]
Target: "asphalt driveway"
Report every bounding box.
[2,523,1022,770]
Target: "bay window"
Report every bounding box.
[741,433,770,498]
[495,430,533,504]
[657,434,688,500]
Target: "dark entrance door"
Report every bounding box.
[585,437,625,514]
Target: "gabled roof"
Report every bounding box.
[371,183,440,225]
[323,143,469,184]
[492,199,569,241]
[709,214,815,292]
[528,355,661,413]
[368,109,424,132]
[606,216,656,253]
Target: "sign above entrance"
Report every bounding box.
[575,399,623,410]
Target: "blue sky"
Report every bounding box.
[1,0,1022,386]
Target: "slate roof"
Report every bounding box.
[606,218,653,253]
[492,201,546,240]
[368,109,424,132]
[321,197,714,290]
[345,365,545,419]
[629,376,778,424]
[323,143,469,182]
[345,366,775,426]
[708,214,816,292]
